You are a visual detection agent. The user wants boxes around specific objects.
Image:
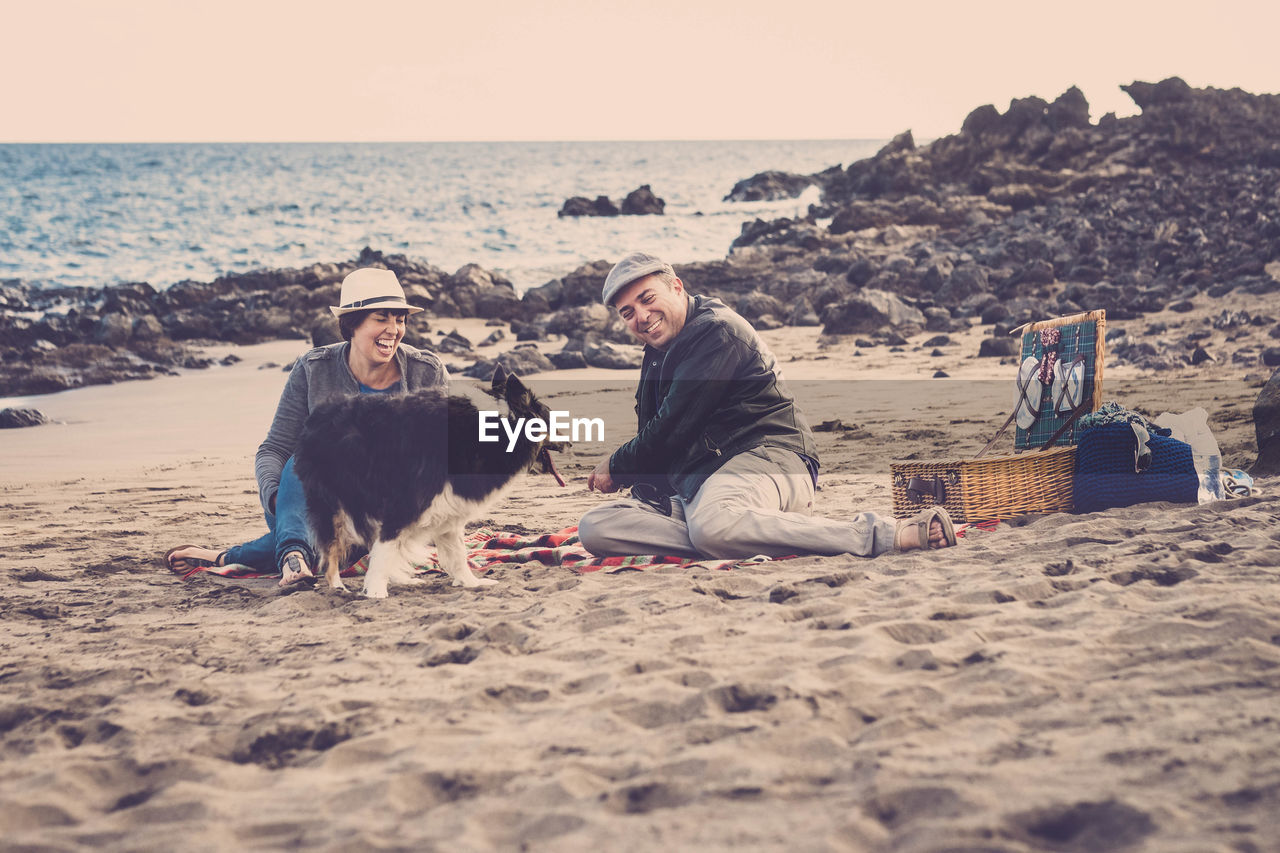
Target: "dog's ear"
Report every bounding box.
[490,365,509,396]
[503,371,529,402]
[504,373,543,416]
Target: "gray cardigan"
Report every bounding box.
[254,341,448,513]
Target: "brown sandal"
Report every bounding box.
[894,507,957,552]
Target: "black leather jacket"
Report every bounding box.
[608,293,818,501]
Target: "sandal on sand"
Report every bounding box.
[895,506,958,552]
[163,545,226,572]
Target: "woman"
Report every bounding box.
[165,267,448,586]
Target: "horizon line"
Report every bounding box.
[0,136,901,146]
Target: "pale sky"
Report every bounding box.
[2,0,1277,142]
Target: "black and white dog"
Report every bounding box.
[294,367,563,598]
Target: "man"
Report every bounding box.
[580,251,955,559]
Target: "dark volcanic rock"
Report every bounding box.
[620,185,665,216]
[436,329,475,355]
[132,315,164,342]
[310,320,342,348]
[1253,367,1280,475]
[732,217,827,251]
[923,307,954,331]
[462,346,556,379]
[522,260,613,312]
[0,249,494,395]
[497,346,555,375]
[548,350,588,370]
[0,408,50,429]
[474,286,522,322]
[1047,85,1092,129]
[583,339,642,369]
[439,263,514,318]
[767,78,1280,370]
[558,196,619,217]
[546,304,613,337]
[94,313,133,347]
[724,171,816,202]
[11,80,1280,397]
[819,290,924,336]
[787,296,821,327]
[978,337,1020,358]
[559,187,665,218]
[940,263,990,304]
[509,320,546,341]
[735,291,786,323]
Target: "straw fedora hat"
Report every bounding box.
[329,268,425,318]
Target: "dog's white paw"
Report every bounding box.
[451,576,498,588]
[362,583,389,599]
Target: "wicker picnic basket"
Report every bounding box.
[890,310,1106,524]
[891,445,1078,523]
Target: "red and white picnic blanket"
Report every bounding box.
[172,526,774,580]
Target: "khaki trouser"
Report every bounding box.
[578,445,896,559]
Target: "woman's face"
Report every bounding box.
[350,309,408,366]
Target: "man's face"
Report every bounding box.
[612,274,688,351]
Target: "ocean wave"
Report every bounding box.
[1,140,880,292]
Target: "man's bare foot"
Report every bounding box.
[279,551,315,587]
[165,545,224,571]
[895,518,951,550]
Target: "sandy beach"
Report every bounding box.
[2,304,1278,852]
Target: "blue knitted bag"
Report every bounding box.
[1074,423,1197,513]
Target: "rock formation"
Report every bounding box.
[6,79,1280,400]
[724,170,817,202]
[1253,368,1280,475]
[557,186,665,217]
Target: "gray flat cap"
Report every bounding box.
[601,251,675,306]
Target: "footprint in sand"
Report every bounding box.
[604,781,686,814]
[561,672,610,694]
[476,621,533,651]
[483,684,550,705]
[706,683,781,714]
[880,622,949,645]
[865,785,967,830]
[421,645,480,667]
[614,696,705,729]
[229,717,353,768]
[1008,799,1156,852]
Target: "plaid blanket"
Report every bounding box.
[172,521,987,581]
[173,526,773,580]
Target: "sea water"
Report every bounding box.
[0,140,881,294]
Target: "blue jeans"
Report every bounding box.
[224,457,316,573]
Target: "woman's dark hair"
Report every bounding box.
[337,310,370,342]
[337,308,409,341]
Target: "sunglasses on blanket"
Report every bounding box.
[631,482,674,517]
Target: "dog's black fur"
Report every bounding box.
[293,366,554,597]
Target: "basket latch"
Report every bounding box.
[906,476,948,503]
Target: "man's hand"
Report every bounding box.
[587,457,617,493]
